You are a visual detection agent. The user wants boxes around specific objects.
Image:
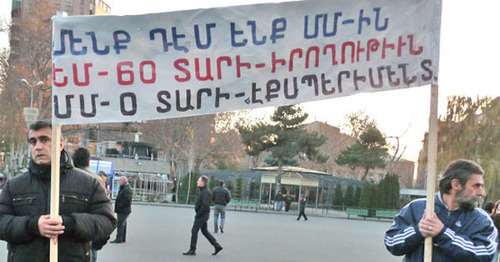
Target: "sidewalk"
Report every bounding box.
[123,201,392,222]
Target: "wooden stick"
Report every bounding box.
[424,84,439,262]
[50,125,62,262]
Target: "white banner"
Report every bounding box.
[52,0,441,125]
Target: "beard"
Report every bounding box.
[455,189,480,210]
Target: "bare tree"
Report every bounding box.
[0,0,55,176]
[142,118,192,202]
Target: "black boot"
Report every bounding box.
[212,245,223,256]
[183,249,196,256]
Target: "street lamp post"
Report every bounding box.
[20,79,44,163]
[21,79,44,109]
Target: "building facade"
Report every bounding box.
[11,0,110,17]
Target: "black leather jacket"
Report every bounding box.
[195,186,211,218]
[211,186,231,206]
[0,150,116,262]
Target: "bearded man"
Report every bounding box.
[385,159,498,262]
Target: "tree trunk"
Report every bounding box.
[186,171,192,205]
[170,157,178,203]
[194,159,202,174]
[362,167,370,181]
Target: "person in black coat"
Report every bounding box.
[284,194,293,212]
[0,120,116,261]
[110,176,132,244]
[297,195,308,221]
[212,180,231,233]
[183,176,223,256]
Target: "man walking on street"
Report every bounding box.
[297,195,308,221]
[385,159,498,261]
[183,176,223,256]
[111,176,132,244]
[212,180,231,234]
[0,120,116,261]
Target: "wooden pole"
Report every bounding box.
[424,84,439,262]
[50,125,62,262]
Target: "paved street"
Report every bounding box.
[0,204,400,261]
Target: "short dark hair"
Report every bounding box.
[483,202,494,214]
[438,159,484,194]
[219,180,224,186]
[72,147,91,168]
[200,175,209,185]
[27,120,51,139]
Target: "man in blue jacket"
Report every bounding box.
[385,159,498,261]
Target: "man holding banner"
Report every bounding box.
[385,159,498,261]
[0,120,116,261]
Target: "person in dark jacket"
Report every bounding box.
[183,176,223,256]
[284,194,293,212]
[110,176,132,244]
[0,120,116,262]
[212,180,231,234]
[385,159,498,262]
[275,191,283,211]
[72,147,104,188]
[297,195,308,221]
[72,147,109,261]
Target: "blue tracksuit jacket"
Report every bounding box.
[385,193,498,262]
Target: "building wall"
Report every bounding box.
[14,0,110,16]
[94,0,111,15]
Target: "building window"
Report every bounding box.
[66,5,73,14]
[81,0,85,5]
[80,8,84,14]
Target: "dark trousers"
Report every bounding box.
[116,213,130,242]
[285,201,291,212]
[190,216,218,251]
[297,211,308,220]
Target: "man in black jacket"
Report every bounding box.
[297,195,308,221]
[183,176,223,256]
[0,120,116,261]
[212,180,231,234]
[72,147,109,261]
[110,176,132,244]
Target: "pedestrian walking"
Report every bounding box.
[275,191,283,211]
[385,159,498,261]
[0,120,116,261]
[212,180,231,234]
[297,195,308,221]
[183,176,223,256]
[110,176,133,244]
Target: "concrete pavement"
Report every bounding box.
[0,204,400,261]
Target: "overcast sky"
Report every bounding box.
[1,0,499,162]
